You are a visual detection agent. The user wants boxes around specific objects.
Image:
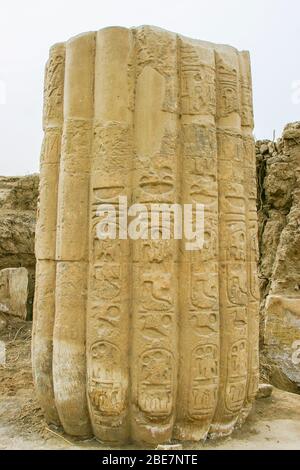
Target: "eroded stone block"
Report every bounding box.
[0,267,28,319]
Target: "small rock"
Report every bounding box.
[156,444,183,450]
[0,303,9,314]
[256,383,273,399]
[260,144,269,155]
[0,267,28,320]
[276,139,284,153]
[0,314,7,331]
[268,142,275,154]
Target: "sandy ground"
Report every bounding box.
[0,314,300,450]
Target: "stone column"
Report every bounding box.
[33,26,259,445]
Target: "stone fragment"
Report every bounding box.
[256,383,273,399]
[268,142,275,154]
[0,267,28,319]
[260,144,269,155]
[0,314,7,331]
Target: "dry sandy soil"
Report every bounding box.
[0,314,300,450]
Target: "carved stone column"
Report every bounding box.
[33,26,259,444]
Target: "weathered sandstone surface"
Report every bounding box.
[32,26,259,444]
[256,122,300,393]
[0,267,28,319]
[0,175,38,317]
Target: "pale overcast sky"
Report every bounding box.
[0,0,299,175]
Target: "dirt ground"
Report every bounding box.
[0,314,300,450]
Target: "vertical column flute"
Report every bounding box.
[239,51,260,420]
[86,27,134,444]
[210,46,249,436]
[175,37,220,441]
[32,43,65,425]
[131,26,179,444]
[53,33,95,437]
